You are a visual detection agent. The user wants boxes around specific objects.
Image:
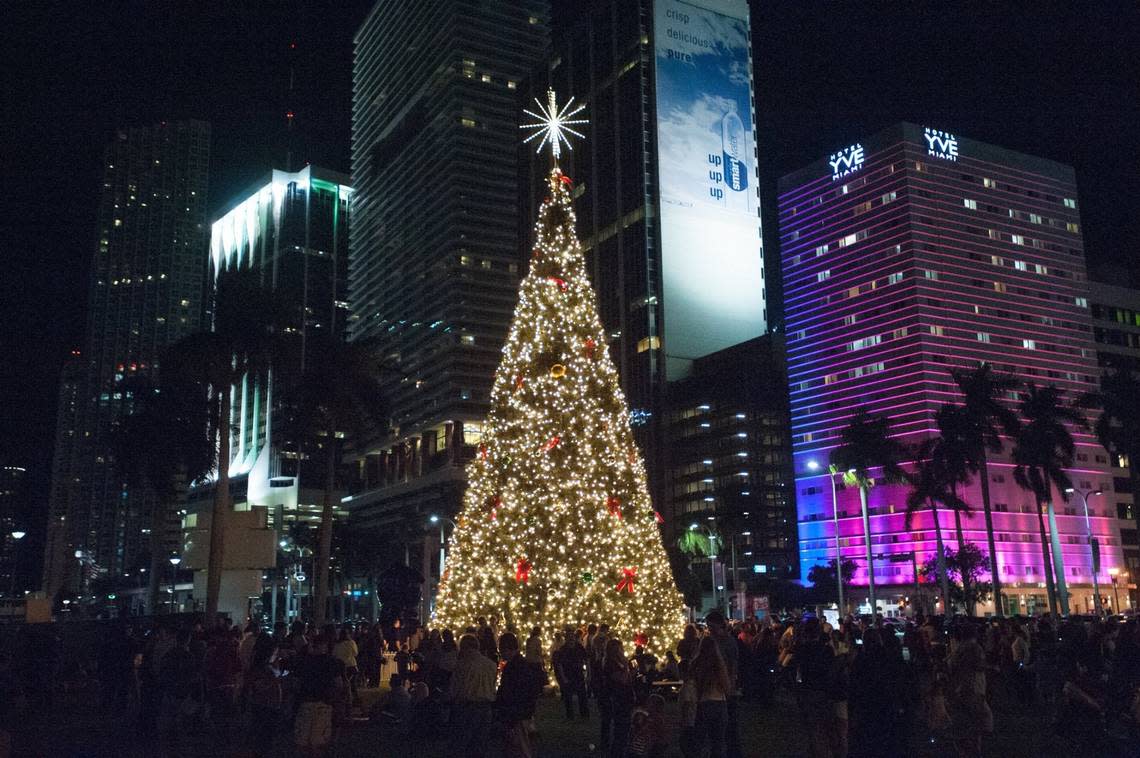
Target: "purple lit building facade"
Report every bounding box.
[778,123,1125,616]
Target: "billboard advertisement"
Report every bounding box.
[654,0,765,379]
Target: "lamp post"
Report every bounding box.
[168,556,181,614]
[9,531,25,597]
[1066,487,1103,615]
[808,460,849,615]
[428,515,457,617]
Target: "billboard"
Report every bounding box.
[654,0,765,379]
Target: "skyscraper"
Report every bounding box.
[346,2,550,534]
[522,0,777,615]
[43,121,211,595]
[779,122,1124,615]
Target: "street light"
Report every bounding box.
[168,556,181,614]
[8,531,25,597]
[428,514,457,577]
[1066,487,1104,615]
[809,459,849,615]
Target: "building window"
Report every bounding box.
[928,325,944,336]
[848,335,881,352]
[977,332,991,343]
[461,334,475,346]
[963,198,977,210]
[1029,213,1042,224]
[480,73,492,83]
[843,314,857,326]
[887,271,904,285]
[815,244,829,257]
[990,255,1004,266]
[507,80,518,90]
[1034,263,1048,275]
[853,201,872,216]
[1063,197,1077,208]
[1011,234,1025,245]
[994,281,1007,293]
[983,177,996,188]
[987,229,1000,240]
[881,191,897,204]
[1075,297,1088,308]
[461,117,477,128]
[1014,260,1027,271]
[637,336,661,353]
[1066,222,1080,233]
[817,270,831,283]
[1023,339,1036,350]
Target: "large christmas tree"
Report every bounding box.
[435,92,685,655]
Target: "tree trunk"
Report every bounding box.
[859,486,877,617]
[953,508,974,616]
[1035,498,1058,615]
[313,420,337,627]
[978,456,1003,616]
[931,501,952,617]
[1046,500,1070,615]
[205,385,232,625]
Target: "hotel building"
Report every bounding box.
[779,122,1125,615]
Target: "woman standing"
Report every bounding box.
[690,636,731,758]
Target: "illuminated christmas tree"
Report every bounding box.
[435,91,685,655]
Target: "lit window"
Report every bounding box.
[461,334,475,346]
[987,229,1000,240]
[461,117,477,128]
[990,255,1004,266]
[853,201,872,216]
[914,161,925,173]
[983,177,996,188]
[1063,197,1077,209]
[928,325,944,336]
[843,314,857,326]
[637,336,661,353]
[1075,297,1088,308]
[976,332,991,343]
[848,335,882,352]
[1029,213,1042,224]
[881,191,897,204]
[1022,339,1036,350]
[922,269,938,281]
[993,281,1007,293]
[507,80,518,90]
[887,271,904,285]
[816,270,831,283]
[1066,222,1080,233]
[481,73,491,83]
[481,259,492,269]
[963,198,977,210]
[1034,264,1048,275]
[815,244,829,256]
[1011,234,1025,245]
[180,299,190,307]
[459,255,471,265]
[528,15,539,24]
[1014,260,1027,271]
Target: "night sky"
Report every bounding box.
[2,1,1137,560]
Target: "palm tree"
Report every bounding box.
[114,372,213,613]
[830,410,909,617]
[276,334,386,626]
[1087,365,1140,539]
[949,364,1022,616]
[906,440,971,615]
[168,268,292,622]
[1012,385,1084,615]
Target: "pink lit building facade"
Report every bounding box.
[778,123,1127,616]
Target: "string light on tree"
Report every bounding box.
[436,91,685,656]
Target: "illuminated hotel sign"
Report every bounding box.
[923,127,958,161]
[829,143,864,180]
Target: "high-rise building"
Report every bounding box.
[1,466,29,597]
[779,122,1125,616]
[179,165,351,620]
[522,0,775,607]
[346,2,551,535]
[1088,279,1140,608]
[664,336,797,613]
[43,121,211,595]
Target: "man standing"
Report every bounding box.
[705,611,742,758]
[495,632,547,758]
[449,633,498,756]
[552,626,589,719]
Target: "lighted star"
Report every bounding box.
[520,88,588,161]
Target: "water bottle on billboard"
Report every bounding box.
[721,110,750,212]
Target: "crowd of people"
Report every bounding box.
[3,608,1140,757]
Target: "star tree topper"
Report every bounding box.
[520,88,588,162]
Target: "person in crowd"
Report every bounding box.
[158,627,204,756]
[678,659,699,758]
[552,625,590,719]
[947,623,992,758]
[704,611,742,758]
[525,625,544,667]
[238,621,259,671]
[449,632,498,755]
[690,635,730,758]
[677,624,700,666]
[495,632,548,758]
[292,632,347,758]
[243,634,283,758]
[333,625,360,703]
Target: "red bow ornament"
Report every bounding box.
[616,566,637,594]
